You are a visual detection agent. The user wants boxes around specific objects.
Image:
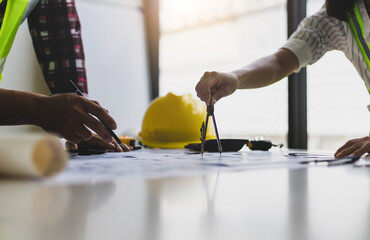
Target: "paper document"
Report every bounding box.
[47,149,317,184]
[354,155,370,167]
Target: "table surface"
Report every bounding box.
[0,150,369,240]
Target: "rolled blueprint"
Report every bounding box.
[0,133,68,177]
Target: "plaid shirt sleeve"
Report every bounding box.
[27,0,88,94]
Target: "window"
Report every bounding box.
[160,0,288,144]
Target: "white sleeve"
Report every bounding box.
[281,8,347,72]
[282,38,312,71]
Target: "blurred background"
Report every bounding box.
[160,0,369,150]
[0,0,368,151]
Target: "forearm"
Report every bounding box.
[0,89,119,146]
[232,48,299,89]
[0,89,45,126]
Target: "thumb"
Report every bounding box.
[212,90,226,104]
[65,141,78,151]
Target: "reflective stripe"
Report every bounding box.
[0,57,5,73]
[0,0,29,58]
[0,0,31,81]
[348,3,370,94]
[349,15,370,65]
[21,0,39,23]
[0,57,5,80]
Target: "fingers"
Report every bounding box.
[39,94,119,145]
[77,135,129,153]
[68,133,133,153]
[196,78,210,103]
[334,139,356,158]
[212,91,224,104]
[75,98,116,143]
[196,72,219,104]
[65,141,78,151]
[74,124,93,141]
[83,99,117,130]
[350,136,370,157]
[335,142,363,158]
[72,98,116,144]
[83,113,113,143]
[351,144,370,157]
[112,141,124,152]
[79,134,116,150]
[195,71,239,104]
[64,132,82,144]
[91,100,100,106]
[91,100,109,113]
[335,138,359,156]
[335,137,370,158]
[119,143,132,152]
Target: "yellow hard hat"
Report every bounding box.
[137,92,216,149]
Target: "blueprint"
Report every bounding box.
[45,149,337,184]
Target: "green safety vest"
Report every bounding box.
[0,0,37,81]
[348,2,370,94]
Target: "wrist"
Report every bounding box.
[230,71,241,89]
[30,94,48,127]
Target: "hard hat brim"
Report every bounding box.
[136,135,204,149]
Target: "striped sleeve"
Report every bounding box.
[27,0,88,94]
[282,8,348,71]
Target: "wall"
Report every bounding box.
[0,0,151,137]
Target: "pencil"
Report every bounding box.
[69,80,129,151]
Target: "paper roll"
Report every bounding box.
[0,134,68,177]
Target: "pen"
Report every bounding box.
[327,157,359,166]
[300,156,359,165]
[69,80,129,152]
[69,148,106,156]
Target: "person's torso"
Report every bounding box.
[340,0,370,91]
[0,0,39,79]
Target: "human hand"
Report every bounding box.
[334,136,370,158]
[37,94,117,144]
[195,71,239,104]
[65,134,131,152]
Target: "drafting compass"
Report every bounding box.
[200,97,223,156]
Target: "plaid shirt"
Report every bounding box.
[0,0,88,94]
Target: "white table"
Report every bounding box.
[0,150,369,240]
